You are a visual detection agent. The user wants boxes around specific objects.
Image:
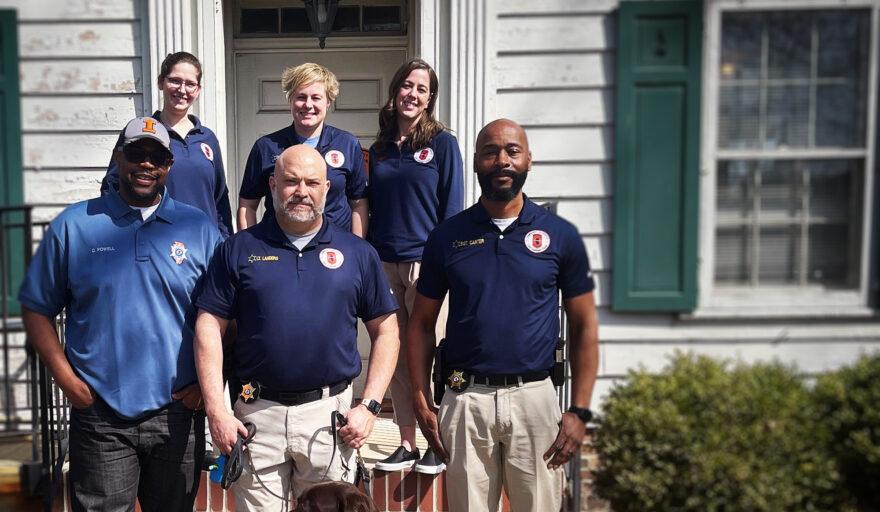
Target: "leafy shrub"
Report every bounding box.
[813,351,880,511]
[593,353,850,512]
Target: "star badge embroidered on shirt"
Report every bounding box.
[170,241,188,265]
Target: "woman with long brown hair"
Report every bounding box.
[368,58,464,474]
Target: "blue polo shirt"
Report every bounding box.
[367,130,464,262]
[239,124,367,231]
[18,190,222,419]
[101,111,234,238]
[417,198,594,374]
[195,214,398,391]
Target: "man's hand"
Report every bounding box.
[414,404,448,463]
[172,383,203,410]
[339,405,375,449]
[543,412,586,469]
[63,377,95,409]
[208,411,249,455]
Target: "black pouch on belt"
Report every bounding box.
[551,338,566,387]
[433,338,447,406]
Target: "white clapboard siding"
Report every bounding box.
[584,235,610,272]
[0,0,136,20]
[554,199,611,235]
[495,0,618,15]
[497,89,613,126]
[24,170,105,204]
[526,126,613,162]
[20,60,141,94]
[601,341,880,377]
[21,96,141,131]
[496,15,613,53]
[23,134,117,169]
[494,53,614,90]
[524,163,612,198]
[19,22,141,58]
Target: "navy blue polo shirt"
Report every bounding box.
[367,130,464,262]
[417,198,595,375]
[101,111,234,238]
[195,214,398,391]
[19,190,222,419]
[239,124,367,231]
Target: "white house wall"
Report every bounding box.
[0,0,144,223]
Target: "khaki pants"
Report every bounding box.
[231,387,355,511]
[382,261,447,426]
[440,378,564,512]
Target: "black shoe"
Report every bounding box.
[414,447,446,474]
[374,446,420,471]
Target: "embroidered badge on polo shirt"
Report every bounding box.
[170,241,188,264]
[413,148,434,164]
[200,143,214,161]
[525,230,550,253]
[325,150,345,168]
[319,248,344,269]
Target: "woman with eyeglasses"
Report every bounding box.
[101,52,234,237]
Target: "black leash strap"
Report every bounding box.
[331,411,371,497]
[222,422,256,490]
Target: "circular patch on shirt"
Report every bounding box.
[325,150,345,168]
[170,241,188,264]
[413,147,434,164]
[200,143,214,162]
[319,248,345,269]
[524,230,550,253]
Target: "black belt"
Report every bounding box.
[470,371,550,387]
[247,380,349,406]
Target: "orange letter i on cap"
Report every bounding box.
[142,119,156,133]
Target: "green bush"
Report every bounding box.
[813,351,880,511]
[593,353,850,512]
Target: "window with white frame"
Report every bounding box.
[702,3,876,312]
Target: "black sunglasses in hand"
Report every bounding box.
[123,145,173,167]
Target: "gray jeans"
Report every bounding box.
[68,396,205,512]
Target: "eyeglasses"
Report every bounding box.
[123,145,173,167]
[165,76,200,93]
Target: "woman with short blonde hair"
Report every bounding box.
[238,62,367,236]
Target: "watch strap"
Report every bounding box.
[567,406,593,424]
[360,399,381,416]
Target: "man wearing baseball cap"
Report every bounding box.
[19,117,222,511]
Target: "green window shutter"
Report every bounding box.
[612,0,702,312]
[0,9,24,315]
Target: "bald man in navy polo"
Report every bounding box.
[194,145,399,509]
[407,119,600,512]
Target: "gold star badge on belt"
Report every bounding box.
[448,370,466,391]
[240,382,257,404]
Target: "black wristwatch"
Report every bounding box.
[567,406,593,424]
[360,399,382,416]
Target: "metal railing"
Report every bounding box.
[0,205,65,511]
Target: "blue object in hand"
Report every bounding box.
[209,454,227,484]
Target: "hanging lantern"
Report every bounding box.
[303,0,338,49]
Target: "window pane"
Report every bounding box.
[767,12,810,80]
[280,8,311,33]
[719,85,760,149]
[363,6,401,32]
[716,226,751,283]
[714,159,862,289]
[765,85,809,148]
[817,11,869,79]
[241,8,278,34]
[333,6,360,32]
[721,13,762,80]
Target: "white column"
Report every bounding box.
[422,0,492,205]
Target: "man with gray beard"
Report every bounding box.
[194,145,400,509]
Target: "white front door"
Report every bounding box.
[232,47,407,397]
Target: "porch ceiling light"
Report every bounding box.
[303,0,338,49]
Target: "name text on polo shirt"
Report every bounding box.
[452,238,485,249]
[248,254,280,263]
[91,246,116,253]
